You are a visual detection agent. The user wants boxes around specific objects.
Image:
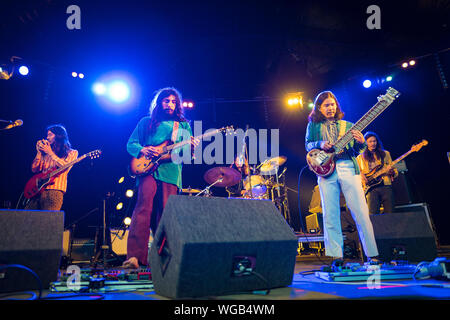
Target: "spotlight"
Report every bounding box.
[363,79,372,88]
[93,82,107,95]
[78,73,84,79]
[409,60,416,66]
[116,202,123,210]
[308,101,314,109]
[402,62,409,68]
[118,176,125,184]
[182,100,195,109]
[18,66,29,76]
[71,72,78,77]
[108,81,130,103]
[125,189,134,198]
[386,75,393,82]
[124,217,132,226]
[285,92,303,108]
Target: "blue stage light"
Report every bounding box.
[108,81,130,103]
[18,66,29,76]
[363,79,372,88]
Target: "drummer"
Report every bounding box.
[225,153,250,198]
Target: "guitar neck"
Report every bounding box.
[165,129,221,152]
[372,150,413,179]
[48,154,86,178]
[333,92,397,153]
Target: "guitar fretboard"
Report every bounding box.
[333,89,399,153]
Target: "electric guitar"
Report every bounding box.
[306,87,401,177]
[363,140,428,195]
[24,149,102,199]
[129,126,234,177]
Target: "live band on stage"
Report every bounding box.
[12,85,433,268]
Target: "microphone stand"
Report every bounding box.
[196,178,223,197]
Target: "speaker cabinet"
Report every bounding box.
[149,195,298,298]
[0,209,64,293]
[370,210,437,263]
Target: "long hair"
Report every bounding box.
[308,91,345,123]
[362,131,386,163]
[148,87,187,134]
[47,124,72,158]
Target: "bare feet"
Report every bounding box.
[122,257,139,269]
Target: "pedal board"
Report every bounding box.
[315,262,417,282]
[50,267,153,292]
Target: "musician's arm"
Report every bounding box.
[385,151,398,178]
[48,149,78,168]
[356,155,369,184]
[305,122,326,152]
[31,153,43,173]
[127,118,147,158]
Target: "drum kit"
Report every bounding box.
[180,155,294,224]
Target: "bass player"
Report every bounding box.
[305,91,379,264]
[357,131,398,214]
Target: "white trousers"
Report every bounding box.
[318,160,379,258]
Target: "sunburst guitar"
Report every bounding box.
[129,126,234,177]
[363,140,428,195]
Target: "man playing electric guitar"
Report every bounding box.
[123,87,199,269]
[25,124,78,211]
[357,132,398,214]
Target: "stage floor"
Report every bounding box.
[2,250,450,302]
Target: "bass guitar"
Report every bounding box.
[24,149,102,199]
[129,126,234,177]
[306,87,401,177]
[363,140,428,195]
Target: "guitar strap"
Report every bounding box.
[171,121,180,143]
[338,121,347,140]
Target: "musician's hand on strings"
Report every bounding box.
[190,136,200,149]
[140,146,160,158]
[351,130,365,144]
[320,141,334,151]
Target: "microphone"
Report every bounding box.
[4,119,23,130]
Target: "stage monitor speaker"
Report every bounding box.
[149,195,298,298]
[370,211,437,263]
[0,209,64,293]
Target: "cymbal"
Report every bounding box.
[203,167,241,187]
[259,156,287,173]
[181,187,202,193]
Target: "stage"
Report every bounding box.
[2,247,449,302]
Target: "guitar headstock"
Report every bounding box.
[87,149,102,159]
[386,87,401,99]
[411,140,428,153]
[220,125,235,136]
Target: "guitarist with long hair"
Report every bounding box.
[25,124,78,211]
[357,132,398,214]
[305,91,380,265]
[123,87,199,269]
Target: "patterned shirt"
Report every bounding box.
[32,149,78,193]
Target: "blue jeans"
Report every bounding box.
[318,160,379,258]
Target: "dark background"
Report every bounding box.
[0,1,449,243]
